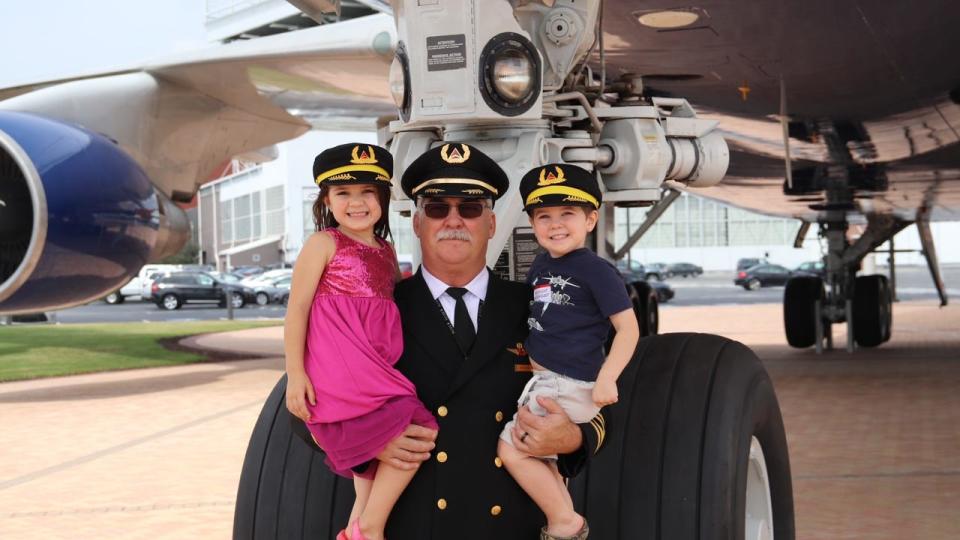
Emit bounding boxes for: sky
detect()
[0,0,206,87]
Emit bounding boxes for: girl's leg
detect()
[355,461,417,540]
[349,476,373,532]
[498,440,583,537]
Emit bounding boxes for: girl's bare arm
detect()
[284,231,334,421]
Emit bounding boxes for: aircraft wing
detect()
[0,13,396,200]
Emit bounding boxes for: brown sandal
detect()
[539,519,589,540]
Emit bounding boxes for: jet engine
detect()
[0,111,189,314]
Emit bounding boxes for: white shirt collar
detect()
[421,264,489,301]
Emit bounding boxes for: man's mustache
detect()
[436,229,472,241]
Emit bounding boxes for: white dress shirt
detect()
[421,265,488,331]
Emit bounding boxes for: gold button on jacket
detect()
[491,505,502,516]
[437,405,448,417]
[495,410,504,422]
[494,456,503,468]
[436,451,448,463]
[437,498,447,510]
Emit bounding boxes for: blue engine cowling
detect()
[0,111,164,314]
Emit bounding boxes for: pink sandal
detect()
[350,520,369,540]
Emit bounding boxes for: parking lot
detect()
[42,264,960,324]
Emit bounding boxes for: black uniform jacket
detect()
[385,269,602,539]
[290,269,607,539]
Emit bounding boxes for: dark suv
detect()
[150,271,255,310]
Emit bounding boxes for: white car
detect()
[102,264,183,304]
[240,268,292,288]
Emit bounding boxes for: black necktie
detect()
[446,287,476,355]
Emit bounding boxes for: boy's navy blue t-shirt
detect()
[524,248,632,381]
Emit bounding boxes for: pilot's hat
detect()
[519,163,602,212]
[312,143,393,186]
[400,143,509,203]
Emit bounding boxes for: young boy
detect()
[498,163,640,540]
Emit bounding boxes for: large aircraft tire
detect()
[853,275,891,348]
[236,336,795,540]
[568,333,795,540]
[783,276,824,348]
[630,281,659,337]
[233,375,353,540]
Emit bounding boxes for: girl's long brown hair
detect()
[313,183,393,241]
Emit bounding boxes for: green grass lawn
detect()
[0,320,281,382]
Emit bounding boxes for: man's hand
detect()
[511,396,583,456]
[285,371,316,423]
[377,424,438,470]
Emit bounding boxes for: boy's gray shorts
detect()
[499,368,600,457]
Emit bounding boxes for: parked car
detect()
[668,262,703,278]
[616,259,666,281]
[150,271,256,310]
[794,260,825,277]
[645,262,671,280]
[103,263,182,304]
[253,276,292,306]
[734,264,793,290]
[616,262,675,303]
[736,258,767,272]
[240,268,293,288]
[650,280,675,303]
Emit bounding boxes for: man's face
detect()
[413,196,496,270]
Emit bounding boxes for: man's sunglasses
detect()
[422,201,487,219]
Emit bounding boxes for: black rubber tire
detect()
[568,333,795,539]
[746,278,761,291]
[631,281,659,337]
[853,274,891,348]
[234,375,353,540]
[232,292,246,309]
[256,292,270,306]
[104,292,124,304]
[160,293,181,310]
[783,276,824,348]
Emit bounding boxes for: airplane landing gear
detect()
[784,208,905,351]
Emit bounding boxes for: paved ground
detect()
[1,303,958,539]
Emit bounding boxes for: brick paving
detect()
[1,302,957,539]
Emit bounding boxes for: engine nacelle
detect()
[0,111,186,315]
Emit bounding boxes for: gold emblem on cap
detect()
[537,166,566,186]
[463,188,485,195]
[424,188,445,194]
[440,144,471,164]
[351,145,378,165]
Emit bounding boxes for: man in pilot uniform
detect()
[381,143,604,540]
[295,143,607,539]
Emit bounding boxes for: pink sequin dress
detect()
[304,228,437,478]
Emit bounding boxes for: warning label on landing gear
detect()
[426,34,466,71]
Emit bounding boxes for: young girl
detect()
[285,143,438,540]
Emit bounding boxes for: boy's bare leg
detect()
[498,440,584,536]
[550,462,575,510]
[354,461,417,540]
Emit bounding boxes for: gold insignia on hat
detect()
[463,188,485,195]
[424,188,445,194]
[537,166,566,186]
[440,144,471,164]
[350,145,378,165]
[327,173,357,181]
[563,195,591,204]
